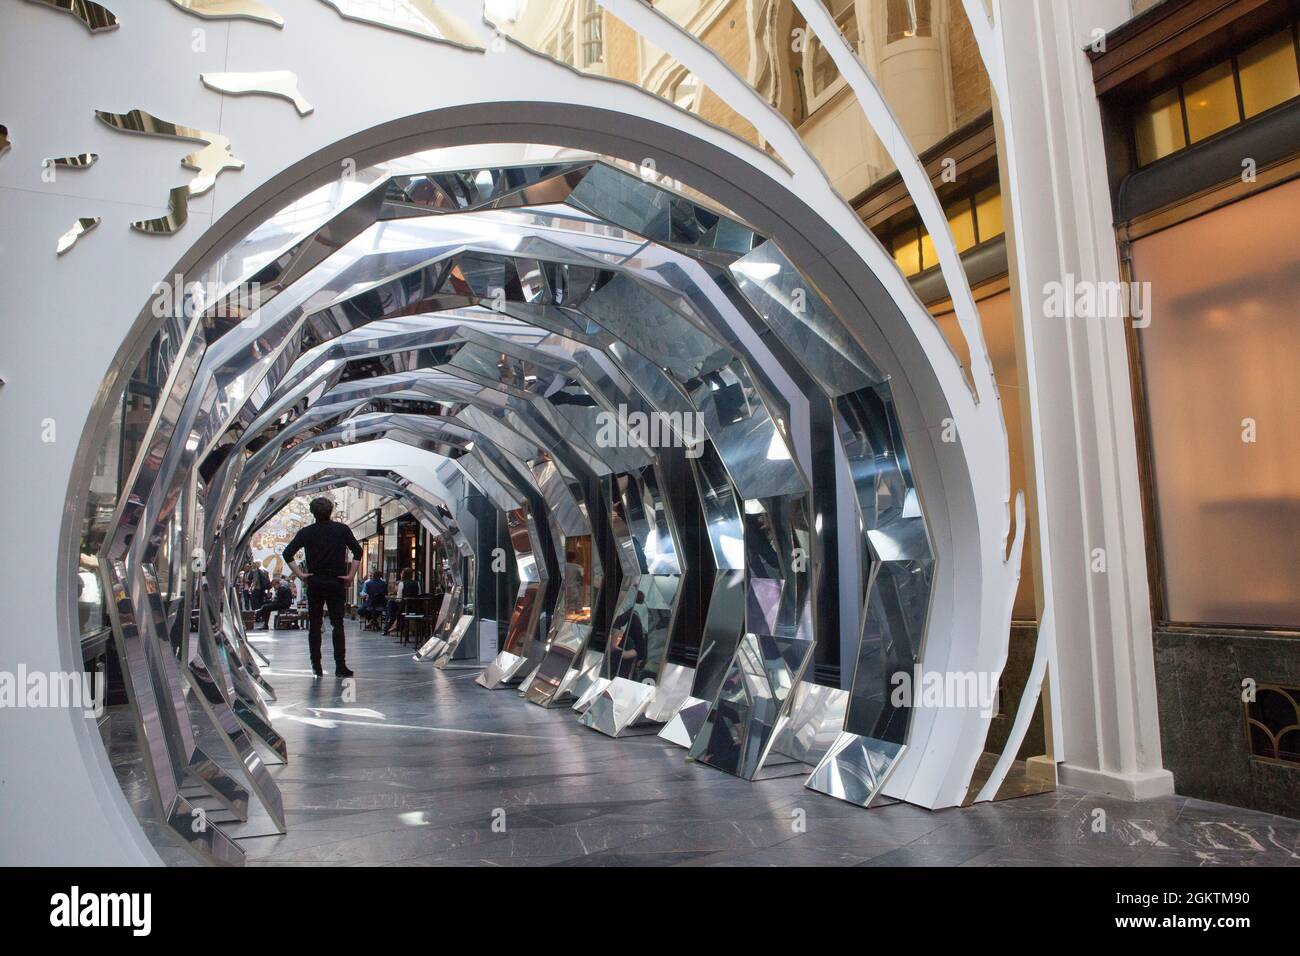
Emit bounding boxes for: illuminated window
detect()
[1132,23,1300,166]
[974,185,1003,242]
[918,227,936,271]
[1238,30,1300,117]
[891,229,920,276]
[1135,88,1187,165]
[880,180,1005,277]
[947,202,977,252]
[1183,60,1238,143]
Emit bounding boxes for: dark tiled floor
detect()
[106,623,1300,867]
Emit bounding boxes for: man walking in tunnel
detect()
[283,497,363,678]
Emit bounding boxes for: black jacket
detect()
[283,519,362,578]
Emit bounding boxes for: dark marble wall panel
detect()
[1154,627,1300,818]
[985,623,1044,757]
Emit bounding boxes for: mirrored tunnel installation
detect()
[75,145,1041,865]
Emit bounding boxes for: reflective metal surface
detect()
[805,732,902,807]
[319,0,484,50]
[45,152,98,169]
[95,109,244,198]
[415,613,475,667]
[131,186,190,235]
[25,0,119,32]
[200,71,314,115]
[77,142,989,863]
[475,650,531,689]
[56,216,99,255]
[688,633,815,780]
[577,677,657,737]
[771,682,848,767]
[642,661,693,725]
[167,0,284,27]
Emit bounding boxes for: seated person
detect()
[360,570,388,627]
[384,568,421,635]
[255,577,295,629]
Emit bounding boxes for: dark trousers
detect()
[256,600,290,625]
[306,579,347,669]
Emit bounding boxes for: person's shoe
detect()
[312,663,323,678]
[335,666,355,678]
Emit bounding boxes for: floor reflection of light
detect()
[312,707,386,719]
[284,715,339,728]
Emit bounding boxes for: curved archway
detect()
[57,102,1023,864]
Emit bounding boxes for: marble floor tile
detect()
[103,621,1298,867]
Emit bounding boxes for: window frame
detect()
[1130,20,1300,169]
[802,0,859,116]
[1118,155,1300,635]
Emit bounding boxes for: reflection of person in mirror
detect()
[283,496,362,678]
[611,592,647,679]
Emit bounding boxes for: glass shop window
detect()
[1132,22,1300,166]
[1129,176,1300,628]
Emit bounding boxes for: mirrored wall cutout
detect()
[131,186,190,235]
[201,71,315,116]
[44,152,99,170]
[56,216,100,255]
[25,0,119,32]
[95,109,244,198]
[317,0,486,51]
[167,0,284,28]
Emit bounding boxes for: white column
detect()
[995,0,1174,798]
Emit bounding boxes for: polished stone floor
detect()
[107,622,1300,867]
